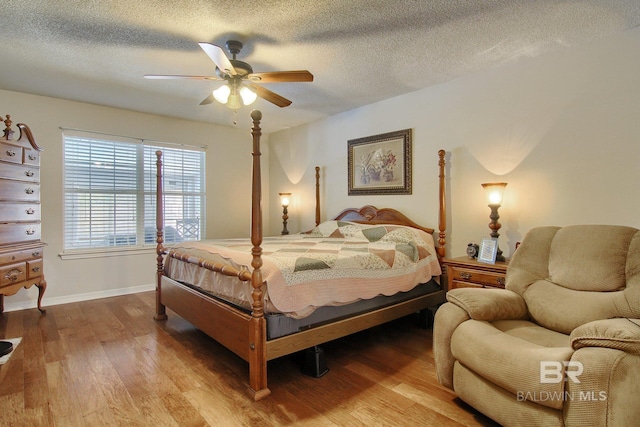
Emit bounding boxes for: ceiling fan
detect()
[144,40,313,110]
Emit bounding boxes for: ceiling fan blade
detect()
[198,42,236,76]
[144,74,222,80]
[247,84,292,108]
[199,94,215,105]
[248,70,314,83]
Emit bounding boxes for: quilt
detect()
[165,221,441,316]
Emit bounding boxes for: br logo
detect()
[540,361,583,384]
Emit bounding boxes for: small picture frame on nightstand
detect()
[478,237,498,264]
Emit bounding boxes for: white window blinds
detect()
[63,132,205,251]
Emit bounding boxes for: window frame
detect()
[60,130,206,259]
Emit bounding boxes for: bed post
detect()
[154,150,167,320]
[315,166,321,226]
[247,110,270,400]
[437,149,446,259]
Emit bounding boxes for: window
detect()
[63,132,205,252]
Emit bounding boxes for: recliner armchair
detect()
[434,225,640,426]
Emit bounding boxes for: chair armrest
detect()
[571,318,640,354]
[445,288,528,321]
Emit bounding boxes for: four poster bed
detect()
[154,110,448,400]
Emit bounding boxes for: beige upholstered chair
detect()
[434,225,640,426]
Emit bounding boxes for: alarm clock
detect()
[466,243,479,259]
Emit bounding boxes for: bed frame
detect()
[154,110,447,400]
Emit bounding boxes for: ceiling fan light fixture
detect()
[147,40,312,113]
[213,84,231,104]
[239,86,257,105]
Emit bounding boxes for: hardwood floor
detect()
[0,291,499,426]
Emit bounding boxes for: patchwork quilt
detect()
[165,221,441,316]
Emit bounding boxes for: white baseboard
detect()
[2,283,156,313]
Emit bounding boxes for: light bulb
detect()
[488,190,502,205]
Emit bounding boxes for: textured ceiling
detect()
[2,0,640,132]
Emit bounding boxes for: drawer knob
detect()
[26,208,35,215]
[26,228,36,235]
[25,170,35,177]
[6,149,16,157]
[32,251,41,257]
[28,154,37,161]
[32,266,40,273]
[4,268,24,281]
[25,187,34,194]
[460,272,472,280]
[497,277,506,286]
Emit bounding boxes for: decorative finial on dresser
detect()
[3,114,14,140]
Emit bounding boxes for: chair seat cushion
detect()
[451,319,573,410]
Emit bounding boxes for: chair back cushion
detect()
[507,225,640,334]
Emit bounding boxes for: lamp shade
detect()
[239,86,257,105]
[226,90,242,110]
[279,192,291,207]
[481,182,507,206]
[213,84,231,104]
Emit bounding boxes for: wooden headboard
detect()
[332,205,434,234]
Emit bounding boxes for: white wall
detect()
[1,90,268,311]
[269,28,640,258]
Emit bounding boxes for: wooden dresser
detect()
[0,115,46,313]
[442,256,508,291]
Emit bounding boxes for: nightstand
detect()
[442,256,509,291]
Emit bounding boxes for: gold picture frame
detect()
[348,129,412,195]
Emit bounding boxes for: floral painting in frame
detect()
[348,129,412,195]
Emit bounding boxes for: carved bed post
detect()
[315,166,321,226]
[248,110,270,400]
[154,150,167,320]
[437,149,447,259]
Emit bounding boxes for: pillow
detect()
[307,220,367,239]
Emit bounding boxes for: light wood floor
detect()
[0,291,499,426]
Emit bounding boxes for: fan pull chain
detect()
[233,109,238,125]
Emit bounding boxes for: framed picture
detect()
[348,129,412,195]
[478,237,498,264]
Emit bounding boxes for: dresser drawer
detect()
[451,280,484,289]
[0,180,40,202]
[449,266,506,288]
[0,223,41,244]
[0,162,40,181]
[0,262,26,287]
[443,257,509,291]
[0,203,41,221]
[23,148,40,166]
[0,245,44,264]
[0,143,23,165]
[27,259,43,279]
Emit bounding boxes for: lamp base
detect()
[487,203,506,262]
